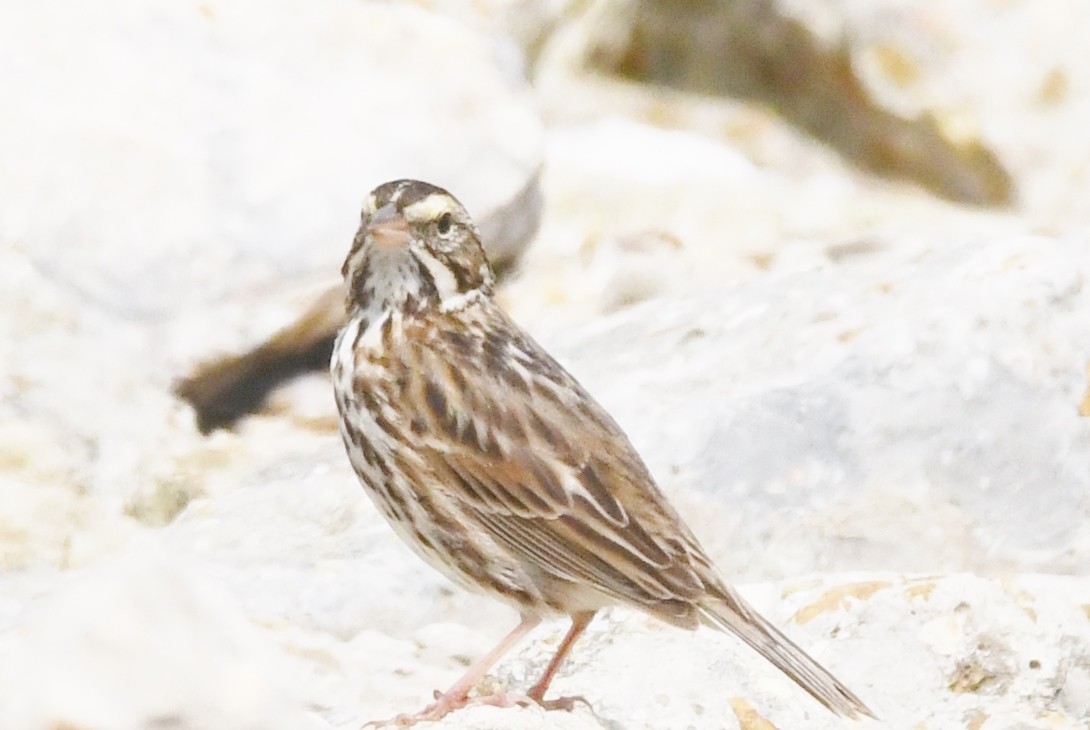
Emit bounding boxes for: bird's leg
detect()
[368,614,541,727]
[429,613,540,708]
[526,611,596,710]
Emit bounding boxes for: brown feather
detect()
[332,180,875,720]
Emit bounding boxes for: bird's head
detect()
[342,180,494,318]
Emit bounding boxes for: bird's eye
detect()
[436,212,453,235]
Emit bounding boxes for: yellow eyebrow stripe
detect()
[403,194,456,224]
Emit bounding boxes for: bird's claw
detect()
[538,693,592,712]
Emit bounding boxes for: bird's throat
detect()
[348,249,435,322]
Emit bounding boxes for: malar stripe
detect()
[412,255,441,301]
[448,253,474,292]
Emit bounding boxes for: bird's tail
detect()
[700,588,876,720]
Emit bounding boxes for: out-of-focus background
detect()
[2,1,1089,728]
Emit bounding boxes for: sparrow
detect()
[331,179,874,725]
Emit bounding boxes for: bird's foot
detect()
[360,691,470,728]
[536,694,592,712]
[463,690,588,713]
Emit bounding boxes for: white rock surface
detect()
[785,0,1090,225]
[531,0,1090,222]
[0,0,541,320]
[0,0,543,560]
[521,223,1090,579]
[0,547,325,730]
[2,1,1090,730]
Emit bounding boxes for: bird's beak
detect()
[368,203,411,249]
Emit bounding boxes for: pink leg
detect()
[368,614,541,727]
[527,611,596,704]
[432,614,541,705]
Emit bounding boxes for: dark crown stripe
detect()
[389,180,451,209]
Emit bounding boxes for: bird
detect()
[331,179,875,725]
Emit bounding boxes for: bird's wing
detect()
[399,309,715,622]
[396,310,877,719]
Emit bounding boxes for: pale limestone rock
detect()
[530,0,1090,222]
[2,1,1089,729]
[528,228,1090,579]
[0,0,543,553]
[0,0,541,322]
[0,547,325,730]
